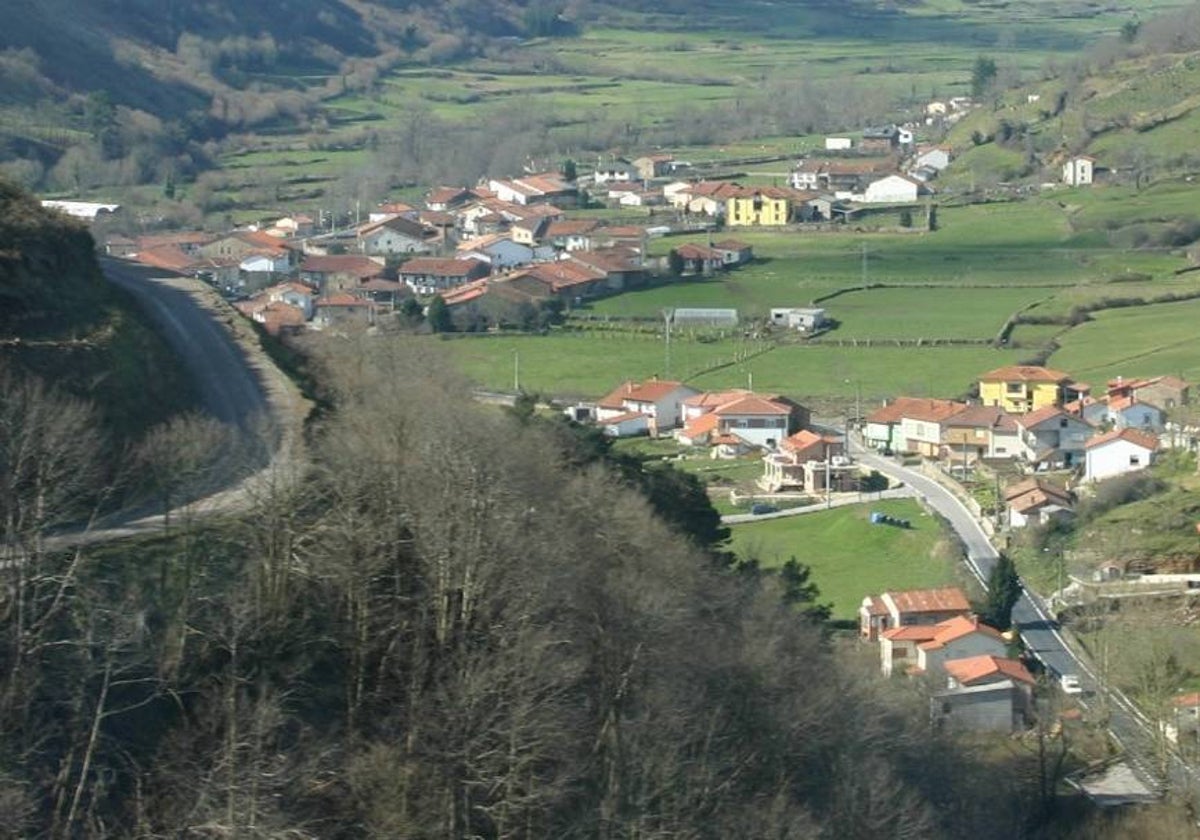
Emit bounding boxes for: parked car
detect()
[750,503,779,516]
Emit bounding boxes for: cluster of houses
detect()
[575,377,862,495]
[864,365,1189,528]
[860,586,1036,732]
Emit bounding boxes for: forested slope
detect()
[3,328,1191,837]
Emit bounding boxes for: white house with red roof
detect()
[265,281,318,320]
[596,379,701,434]
[1085,428,1160,482]
[1004,477,1074,528]
[862,173,922,204]
[676,391,807,451]
[912,616,1008,677]
[859,586,972,641]
[896,398,968,457]
[1015,406,1093,468]
[760,429,849,492]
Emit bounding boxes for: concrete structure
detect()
[1015,406,1093,469]
[978,365,1079,413]
[769,307,827,331]
[1063,155,1095,186]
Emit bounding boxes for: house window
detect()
[1130,454,1141,466]
[1006,383,1024,394]
[1059,418,1068,428]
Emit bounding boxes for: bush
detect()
[1078,472,1167,521]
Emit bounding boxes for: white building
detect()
[863,174,920,204]
[770,307,827,331]
[1085,428,1159,482]
[1062,155,1095,186]
[825,137,853,151]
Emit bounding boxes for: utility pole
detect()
[860,241,868,290]
[662,308,672,378]
[513,349,520,393]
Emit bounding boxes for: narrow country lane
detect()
[849,436,1196,796]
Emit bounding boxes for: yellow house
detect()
[978,365,1077,413]
[725,188,793,227]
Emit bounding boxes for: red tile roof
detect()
[943,405,1018,431]
[1019,405,1083,430]
[680,413,719,439]
[867,396,964,425]
[598,379,691,408]
[1085,428,1160,451]
[134,244,196,272]
[399,257,486,277]
[300,255,384,276]
[882,586,971,615]
[917,616,1003,651]
[881,625,940,642]
[711,394,793,417]
[980,365,1072,383]
[944,655,1035,686]
[546,219,601,237]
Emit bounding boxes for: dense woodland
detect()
[0,303,1195,837]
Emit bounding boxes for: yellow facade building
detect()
[978,365,1077,413]
[725,189,793,227]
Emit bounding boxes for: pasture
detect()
[728,499,957,620]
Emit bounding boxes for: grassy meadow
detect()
[728,499,959,620]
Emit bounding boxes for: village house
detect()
[299,254,386,293]
[675,392,806,451]
[1015,406,1093,469]
[940,405,1021,465]
[633,154,675,180]
[897,399,969,457]
[353,277,409,311]
[725,187,807,226]
[880,615,1006,677]
[859,586,972,641]
[569,249,646,293]
[425,186,473,211]
[545,219,601,251]
[487,173,578,207]
[356,215,438,256]
[978,365,1082,413]
[1084,428,1160,482]
[759,428,850,493]
[592,159,638,186]
[672,243,725,275]
[862,174,923,204]
[235,299,306,337]
[595,379,702,434]
[713,239,753,266]
[505,260,608,304]
[312,292,376,330]
[266,214,315,238]
[1104,395,1166,433]
[264,281,317,320]
[1005,477,1074,528]
[398,257,490,295]
[1062,155,1095,186]
[933,655,1035,732]
[457,234,554,269]
[1106,375,1190,411]
[668,181,741,216]
[913,146,951,172]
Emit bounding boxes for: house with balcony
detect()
[859,586,972,641]
[1015,406,1093,469]
[978,365,1081,413]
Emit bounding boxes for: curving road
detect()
[101,257,268,430]
[849,437,1193,796]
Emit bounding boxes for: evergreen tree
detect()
[779,557,832,623]
[982,552,1021,631]
[426,295,453,333]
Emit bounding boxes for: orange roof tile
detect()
[598,379,692,408]
[680,413,719,439]
[980,365,1072,383]
[1019,405,1082,429]
[1085,427,1160,451]
[883,586,971,615]
[944,655,1035,686]
[881,625,940,642]
[917,615,1004,651]
[711,394,793,416]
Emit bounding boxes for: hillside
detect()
[0,178,196,441]
[943,3,1200,191]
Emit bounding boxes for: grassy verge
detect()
[728,499,958,620]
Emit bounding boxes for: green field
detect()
[442,332,1028,405]
[1048,296,1200,383]
[728,499,958,620]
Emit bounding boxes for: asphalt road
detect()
[849,437,1193,795]
[101,257,268,429]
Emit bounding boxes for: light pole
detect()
[513,349,520,393]
[844,378,862,435]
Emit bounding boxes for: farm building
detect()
[770,307,827,331]
[671,308,739,328]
